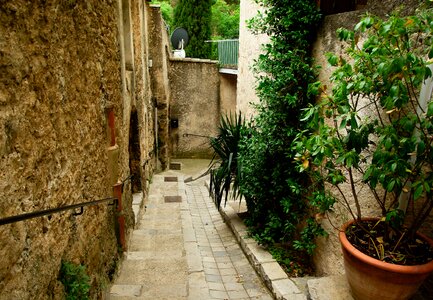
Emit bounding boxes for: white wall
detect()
[236,0,269,118]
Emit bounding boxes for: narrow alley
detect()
[108,160,273,299]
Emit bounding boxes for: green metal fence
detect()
[209,39,239,68]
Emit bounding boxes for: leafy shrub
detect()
[173,0,212,58]
[211,0,240,39]
[295,5,433,264]
[59,261,90,300]
[238,0,332,260]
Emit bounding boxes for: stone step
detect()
[306,275,431,300]
[307,275,353,300]
[132,192,143,225]
[169,161,182,170]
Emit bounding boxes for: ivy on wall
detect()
[238,0,334,274]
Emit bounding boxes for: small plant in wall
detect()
[295,6,433,300]
[59,261,91,300]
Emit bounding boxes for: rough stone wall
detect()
[0,1,121,298]
[0,0,156,298]
[219,73,237,116]
[129,0,155,194]
[137,2,156,188]
[236,0,269,117]
[148,5,171,169]
[147,4,224,160]
[311,0,431,277]
[169,58,220,158]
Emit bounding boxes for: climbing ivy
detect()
[238,0,333,272]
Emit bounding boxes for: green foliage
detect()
[59,261,90,300]
[295,7,433,252]
[209,113,246,208]
[238,0,331,264]
[154,1,174,28]
[211,0,240,39]
[268,244,313,276]
[173,0,213,58]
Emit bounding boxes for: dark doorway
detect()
[129,109,142,193]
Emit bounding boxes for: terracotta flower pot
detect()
[339,218,433,300]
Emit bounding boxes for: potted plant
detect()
[294,7,433,300]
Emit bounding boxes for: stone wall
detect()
[0,0,157,298]
[169,58,220,158]
[148,5,171,170]
[147,5,228,160]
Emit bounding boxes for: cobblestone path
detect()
[109,161,272,299]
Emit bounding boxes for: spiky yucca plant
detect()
[209,113,246,208]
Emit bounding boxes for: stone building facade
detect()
[0,0,157,298]
[0,0,236,297]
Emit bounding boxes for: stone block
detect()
[307,275,354,300]
[110,284,142,297]
[272,279,304,300]
[247,242,274,264]
[260,262,287,281]
[132,192,143,205]
[169,162,182,170]
[183,226,196,242]
[184,242,203,272]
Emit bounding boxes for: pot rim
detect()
[339,217,433,275]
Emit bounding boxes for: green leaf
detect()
[390,85,399,98]
[363,167,373,181]
[414,184,423,200]
[327,53,339,66]
[424,182,430,193]
[337,28,353,41]
[386,179,395,192]
[417,140,426,156]
[427,102,433,117]
[339,118,347,129]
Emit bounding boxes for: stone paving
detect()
[109,161,272,299]
[109,159,433,300]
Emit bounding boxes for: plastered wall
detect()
[220,73,237,116]
[236,0,269,117]
[169,58,220,158]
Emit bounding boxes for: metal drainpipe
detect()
[113,182,126,251]
[108,108,116,146]
[155,107,158,169]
